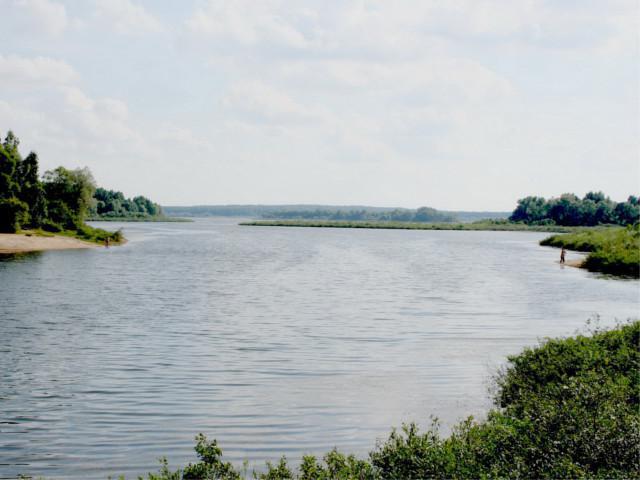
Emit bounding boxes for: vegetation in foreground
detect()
[541,226,640,277]
[241,219,581,232]
[115,321,639,480]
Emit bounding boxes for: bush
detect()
[0,197,29,233]
[74,224,123,244]
[541,226,640,277]
[41,219,63,233]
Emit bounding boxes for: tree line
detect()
[510,192,639,226]
[0,130,160,234]
[262,206,457,223]
[0,131,98,233]
[89,188,162,219]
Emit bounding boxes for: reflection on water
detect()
[0,251,42,262]
[1,219,638,479]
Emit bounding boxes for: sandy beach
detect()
[0,233,97,254]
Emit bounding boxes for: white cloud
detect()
[222,81,321,124]
[186,0,307,48]
[13,0,68,36]
[1,1,637,207]
[0,54,78,86]
[94,0,163,34]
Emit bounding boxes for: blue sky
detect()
[1,0,638,209]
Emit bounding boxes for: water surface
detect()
[1,219,638,479]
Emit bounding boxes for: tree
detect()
[17,152,47,227]
[43,167,96,228]
[614,197,640,225]
[0,197,29,233]
[0,131,21,201]
[509,196,549,223]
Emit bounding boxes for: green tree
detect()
[614,196,640,225]
[17,152,47,227]
[0,130,21,201]
[43,166,96,228]
[0,197,29,233]
[509,196,549,223]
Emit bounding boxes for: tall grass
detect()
[28,223,124,245]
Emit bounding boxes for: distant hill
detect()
[163,205,510,223]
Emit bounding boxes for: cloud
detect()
[13,0,69,36]
[184,0,639,61]
[278,58,514,102]
[0,54,145,165]
[0,54,78,87]
[186,0,308,48]
[222,81,321,124]
[94,0,163,34]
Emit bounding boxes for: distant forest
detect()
[163,205,511,223]
[262,206,456,223]
[510,193,639,226]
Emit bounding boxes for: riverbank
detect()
[87,216,192,222]
[0,232,97,254]
[240,219,580,232]
[541,226,640,277]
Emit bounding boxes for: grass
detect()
[22,224,124,246]
[241,219,581,233]
[87,215,191,223]
[541,226,640,277]
[103,321,639,480]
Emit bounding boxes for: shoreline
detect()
[240,220,579,233]
[0,233,98,254]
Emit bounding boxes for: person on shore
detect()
[560,247,566,264]
[105,237,110,248]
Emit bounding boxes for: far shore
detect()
[0,233,98,254]
[240,219,581,233]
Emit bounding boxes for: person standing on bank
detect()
[560,247,566,264]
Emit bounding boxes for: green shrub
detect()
[41,219,63,232]
[541,226,640,277]
[0,197,29,233]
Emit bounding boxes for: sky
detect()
[0,0,638,210]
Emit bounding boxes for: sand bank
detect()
[0,233,97,254]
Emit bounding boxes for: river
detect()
[1,219,638,479]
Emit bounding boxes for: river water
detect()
[1,219,638,479]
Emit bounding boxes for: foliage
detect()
[42,166,96,229]
[541,226,640,277]
[242,219,578,232]
[510,192,639,226]
[261,207,457,223]
[0,130,121,243]
[90,187,163,219]
[0,197,29,232]
[136,322,639,479]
